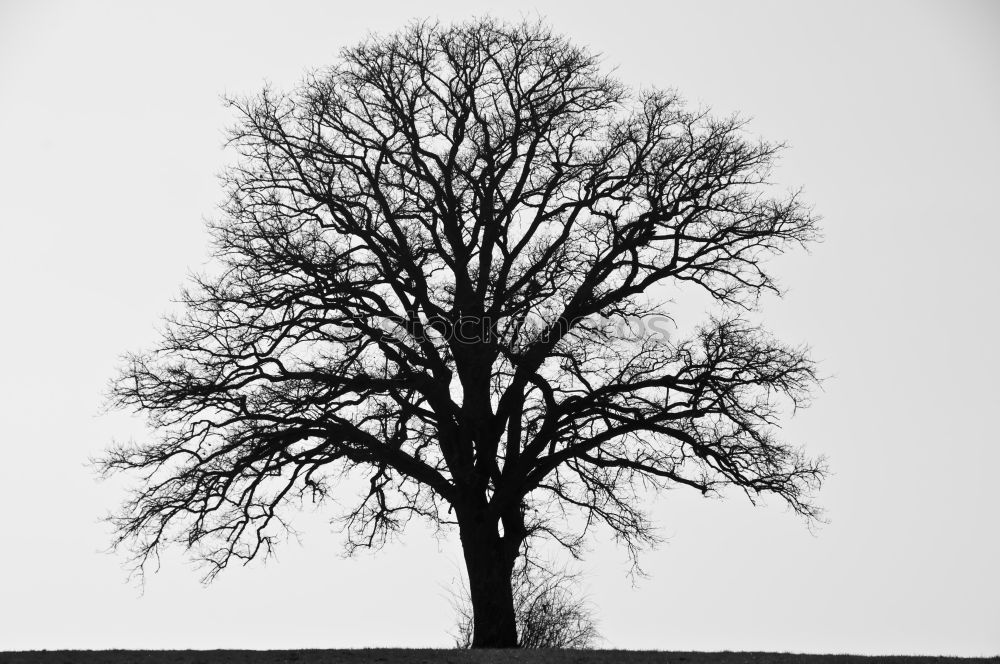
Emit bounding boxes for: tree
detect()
[100,17,824,648]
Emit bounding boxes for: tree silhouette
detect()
[100,17,824,648]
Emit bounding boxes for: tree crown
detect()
[101,17,824,581]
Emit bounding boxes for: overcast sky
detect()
[1,0,998,656]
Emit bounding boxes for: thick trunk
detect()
[459,516,518,648]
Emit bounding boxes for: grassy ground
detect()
[0,651,996,664]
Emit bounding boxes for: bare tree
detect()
[100,17,824,648]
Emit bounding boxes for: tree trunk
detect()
[459,515,518,648]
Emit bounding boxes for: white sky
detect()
[1,0,998,656]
